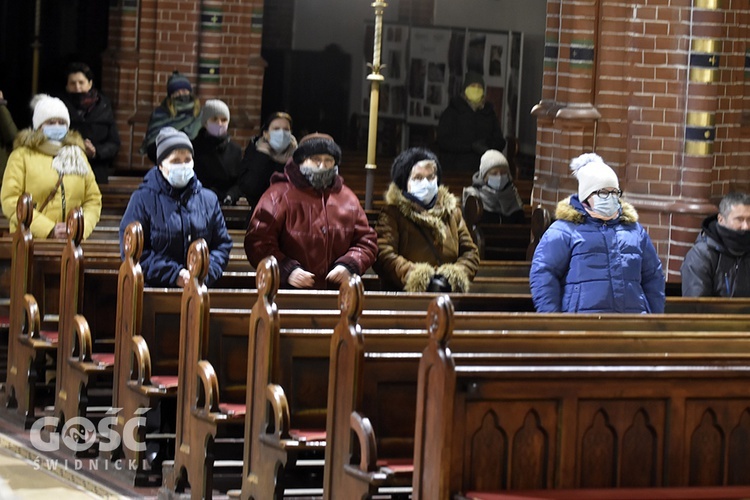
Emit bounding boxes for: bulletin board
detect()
[362,23,523,138]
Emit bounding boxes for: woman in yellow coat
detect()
[1,94,101,239]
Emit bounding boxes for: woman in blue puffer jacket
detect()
[120,127,232,288]
[530,153,665,313]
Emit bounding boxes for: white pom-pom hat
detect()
[570,152,619,201]
[30,94,70,131]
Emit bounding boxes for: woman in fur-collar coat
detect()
[374,147,479,292]
[1,94,101,239]
[530,153,664,313]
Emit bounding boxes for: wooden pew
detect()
[52,207,115,448]
[2,194,58,428]
[410,297,750,498]
[161,239,246,499]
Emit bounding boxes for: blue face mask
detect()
[590,195,620,218]
[42,124,68,142]
[408,178,439,204]
[487,174,509,191]
[162,160,195,188]
[268,129,292,152]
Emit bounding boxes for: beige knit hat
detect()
[570,152,619,200]
[479,149,509,180]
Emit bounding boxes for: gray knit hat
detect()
[156,127,194,165]
[201,99,230,126]
[479,149,509,180]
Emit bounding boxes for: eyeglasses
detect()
[595,188,623,199]
[305,155,336,168]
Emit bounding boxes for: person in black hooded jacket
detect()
[436,71,506,180]
[192,99,245,205]
[681,192,750,297]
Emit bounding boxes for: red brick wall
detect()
[103,0,264,172]
[533,0,750,282]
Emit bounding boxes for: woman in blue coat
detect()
[120,127,232,287]
[530,153,665,313]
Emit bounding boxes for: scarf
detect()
[68,88,99,114]
[140,96,202,153]
[37,140,91,177]
[717,224,750,256]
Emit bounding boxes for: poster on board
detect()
[407,27,451,125]
[362,23,409,119]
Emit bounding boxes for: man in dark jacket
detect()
[59,62,120,184]
[436,71,506,180]
[120,127,232,287]
[681,192,750,297]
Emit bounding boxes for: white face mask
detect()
[206,121,228,137]
[487,174,509,190]
[268,129,292,151]
[162,160,195,188]
[590,195,620,217]
[408,178,438,204]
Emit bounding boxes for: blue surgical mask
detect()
[162,160,195,188]
[408,178,439,204]
[268,129,292,152]
[42,124,68,142]
[487,174,509,190]
[590,195,620,218]
[206,122,228,138]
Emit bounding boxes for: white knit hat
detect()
[31,94,70,130]
[201,99,231,126]
[570,152,619,200]
[479,149,509,180]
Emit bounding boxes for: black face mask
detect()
[173,95,193,104]
[716,224,750,256]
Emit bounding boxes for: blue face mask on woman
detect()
[268,129,292,151]
[590,195,620,218]
[42,124,68,142]
[162,160,195,188]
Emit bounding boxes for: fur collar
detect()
[14,127,85,152]
[555,195,638,224]
[384,183,457,242]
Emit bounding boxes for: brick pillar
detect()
[102,0,264,172]
[533,0,750,282]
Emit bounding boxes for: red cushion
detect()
[0,315,10,327]
[289,429,326,442]
[464,487,750,500]
[218,403,246,417]
[375,458,413,473]
[149,375,179,389]
[40,330,58,343]
[91,352,115,366]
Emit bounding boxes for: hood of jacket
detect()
[554,195,638,225]
[269,158,344,193]
[14,127,85,152]
[384,182,458,242]
[695,214,726,252]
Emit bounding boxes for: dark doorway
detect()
[0,0,110,128]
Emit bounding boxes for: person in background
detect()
[0,90,19,181]
[462,149,524,224]
[140,71,202,164]
[244,133,377,289]
[1,94,101,239]
[374,147,480,292]
[192,99,244,205]
[530,153,665,313]
[681,192,750,297]
[436,71,506,179]
[59,62,120,184]
[238,111,297,208]
[120,127,232,288]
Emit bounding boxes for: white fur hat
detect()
[570,153,619,200]
[31,94,70,130]
[479,149,509,180]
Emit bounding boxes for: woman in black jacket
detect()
[59,62,120,184]
[238,111,297,208]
